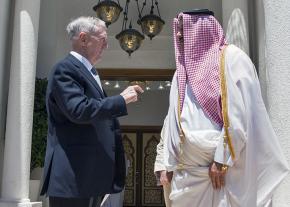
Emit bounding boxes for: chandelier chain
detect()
[140,0,147,16]
[122,0,130,30]
[150,0,154,14]
[135,0,143,21]
[155,0,161,17]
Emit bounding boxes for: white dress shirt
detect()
[70,51,103,91]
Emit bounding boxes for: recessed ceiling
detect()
[60,0,222,37]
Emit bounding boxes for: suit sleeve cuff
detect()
[111,95,128,118]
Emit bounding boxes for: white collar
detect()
[70,51,93,72]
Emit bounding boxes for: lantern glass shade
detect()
[93,1,123,26]
[116,29,145,56]
[139,14,165,39]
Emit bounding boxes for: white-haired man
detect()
[40,16,143,207]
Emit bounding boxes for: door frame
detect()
[98,68,175,81]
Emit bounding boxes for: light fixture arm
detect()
[154,0,161,17]
[150,0,154,14]
[122,0,130,30]
[135,0,143,22]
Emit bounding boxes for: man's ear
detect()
[79,32,88,46]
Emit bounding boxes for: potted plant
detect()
[30,78,48,202]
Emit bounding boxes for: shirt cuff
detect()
[154,164,166,173]
[214,132,234,167]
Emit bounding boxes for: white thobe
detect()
[154,122,172,207]
[156,45,289,207]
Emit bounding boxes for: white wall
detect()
[36,0,58,79]
[222,0,249,54]
[262,0,290,206]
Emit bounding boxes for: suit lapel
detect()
[67,54,104,98]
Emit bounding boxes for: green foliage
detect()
[31,78,48,170]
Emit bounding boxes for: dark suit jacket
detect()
[40,54,127,198]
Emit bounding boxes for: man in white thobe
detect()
[154,9,289,207]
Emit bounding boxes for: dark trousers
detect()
[49,196,102,207]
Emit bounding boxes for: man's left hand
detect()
[209,162,227,190]
[159,170,173,186]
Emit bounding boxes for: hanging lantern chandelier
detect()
[93,0,123,26]
[115,0,144,56]
[92,0,165,55]
[137,0,165,40]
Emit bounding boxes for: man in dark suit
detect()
[40,16,143,207]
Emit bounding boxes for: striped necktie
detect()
[90,67,103,92]
[90,67,98,75]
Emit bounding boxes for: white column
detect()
[0,0,12,196]
[222,0,250,54]
[0,0,41,206]
[262,0,290,207]
[255,0,267,104]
